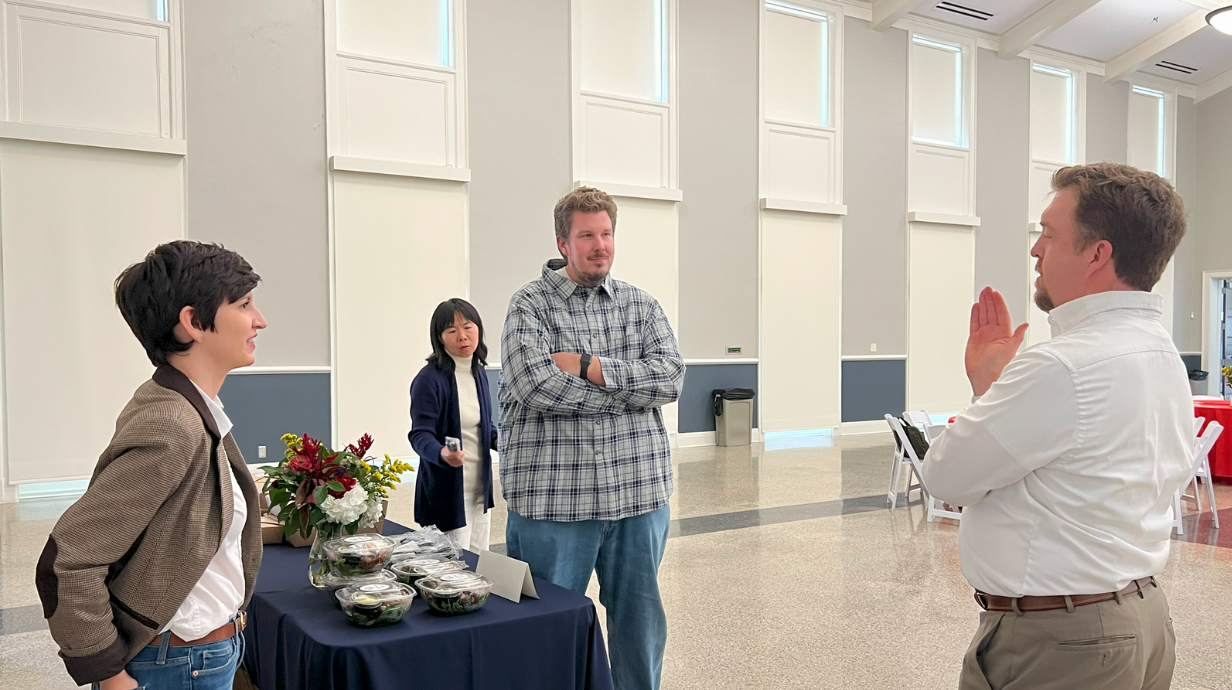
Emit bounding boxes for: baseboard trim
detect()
[677,429,762,448]
[838,420,892,436]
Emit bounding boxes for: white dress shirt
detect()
[163,382,246,640]
[921,291,1193,597]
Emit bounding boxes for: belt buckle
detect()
[973,591,990,611]
[237,610,247,632]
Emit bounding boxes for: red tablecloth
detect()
[1195,400,1232,479]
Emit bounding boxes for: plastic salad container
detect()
[415,572,493,616]
[388,557,468,586]
[321,534,395,576]
[321,569,398,600]
[335,582,416,627]
[389,535,460,562]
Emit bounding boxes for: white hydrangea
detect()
[359,499,384,529]
[320,485,369,526]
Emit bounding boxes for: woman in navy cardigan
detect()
[408,298,499,550]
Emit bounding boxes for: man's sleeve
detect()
[500,296,626,416]
[36,414,198,685]
[598,299,685,410]
[921,349,1079,507]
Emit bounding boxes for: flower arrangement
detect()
[262,432,413,540]
[262,433,413,587]
[1223,366,1232,394]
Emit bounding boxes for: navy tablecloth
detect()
[242,522,614,690]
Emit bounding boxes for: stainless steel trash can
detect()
[713,388,755,447]
[1190,370,1209,396]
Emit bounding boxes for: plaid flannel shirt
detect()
[498,259,685,522]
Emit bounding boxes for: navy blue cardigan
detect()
[408,360,498,532]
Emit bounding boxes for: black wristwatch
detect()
[579,353,592,381]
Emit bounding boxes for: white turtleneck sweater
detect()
[450,353,483,501]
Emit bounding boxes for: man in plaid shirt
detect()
[499,187,684,690]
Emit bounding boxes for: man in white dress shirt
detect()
[922,163,1192,690]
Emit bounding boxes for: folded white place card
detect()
[476,550,539,603]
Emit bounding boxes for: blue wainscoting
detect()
[841,359,906,423]
[678,363,758,433]
[219,372,332,464]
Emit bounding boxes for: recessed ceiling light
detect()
[1208,6,1232,35]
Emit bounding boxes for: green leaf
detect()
[314,485,329,505]
[345,522,358,535]
[327,480,345,493]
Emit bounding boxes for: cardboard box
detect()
[260,515,284,545]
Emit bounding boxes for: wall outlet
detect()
[870,343,877,353]
[258,445,267,459]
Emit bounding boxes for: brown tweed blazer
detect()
[35,365,263,685]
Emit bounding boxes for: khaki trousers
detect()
[959,581,1175,690]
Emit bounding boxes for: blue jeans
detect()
[92,626,245,690]
[506,504,671,690]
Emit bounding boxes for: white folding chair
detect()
[1174,420,1223,535]
[903,410,934,442]
[885,415,923,508]
[1194,417,1206,446]
[886,415,961,523]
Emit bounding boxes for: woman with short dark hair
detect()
[408,298,498,550]
[36,240,267,690]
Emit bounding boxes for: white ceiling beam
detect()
[1104,10,1209,83]
[997,0,1102,60]
[1196,66,1232,103]
[871,0,931,32]
[1176,0,1226,11]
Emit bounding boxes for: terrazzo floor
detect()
[3,432,1231,689]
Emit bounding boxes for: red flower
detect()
[346,433,374,458]
[329,473,356,499]
[287,454,315,473]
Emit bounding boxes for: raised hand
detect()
[965,287,1029,397]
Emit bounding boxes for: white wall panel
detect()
[1031,69,1070,164]
[761,211,841,431]
[911,40,959,145]
[765,127,833,203]
[764,9,825,127]
[339,60,452,165]
[1128,90,1163,174]
[607,197,678,436]
[72,0,161,20]
[337,0,445,66]
[0,141,184,483]
[582,98,666,187]
[1028,163,1059,221]
[908,222,974,414]
[7,5,172,136]
[579,0,659,101]
[909,144,969,215]
[333,174,467,459]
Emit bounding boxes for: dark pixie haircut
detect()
[1052,163,1186,291]
[427,298,488,375]
[114,241,261,366]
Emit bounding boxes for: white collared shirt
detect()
[921,291,1193,597]
[163,382,246,640]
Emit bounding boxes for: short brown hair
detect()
[1051,163,1185,291]
[554,187,617,247]
[115,241,261,366]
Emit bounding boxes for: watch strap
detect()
[579,353,592,380]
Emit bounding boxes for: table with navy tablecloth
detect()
[242,521,614,690]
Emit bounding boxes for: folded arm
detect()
[597,300,685,409]
[501,300,627,416]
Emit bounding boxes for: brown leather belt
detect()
[152,610,247,647]
[974,577,1157,613]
